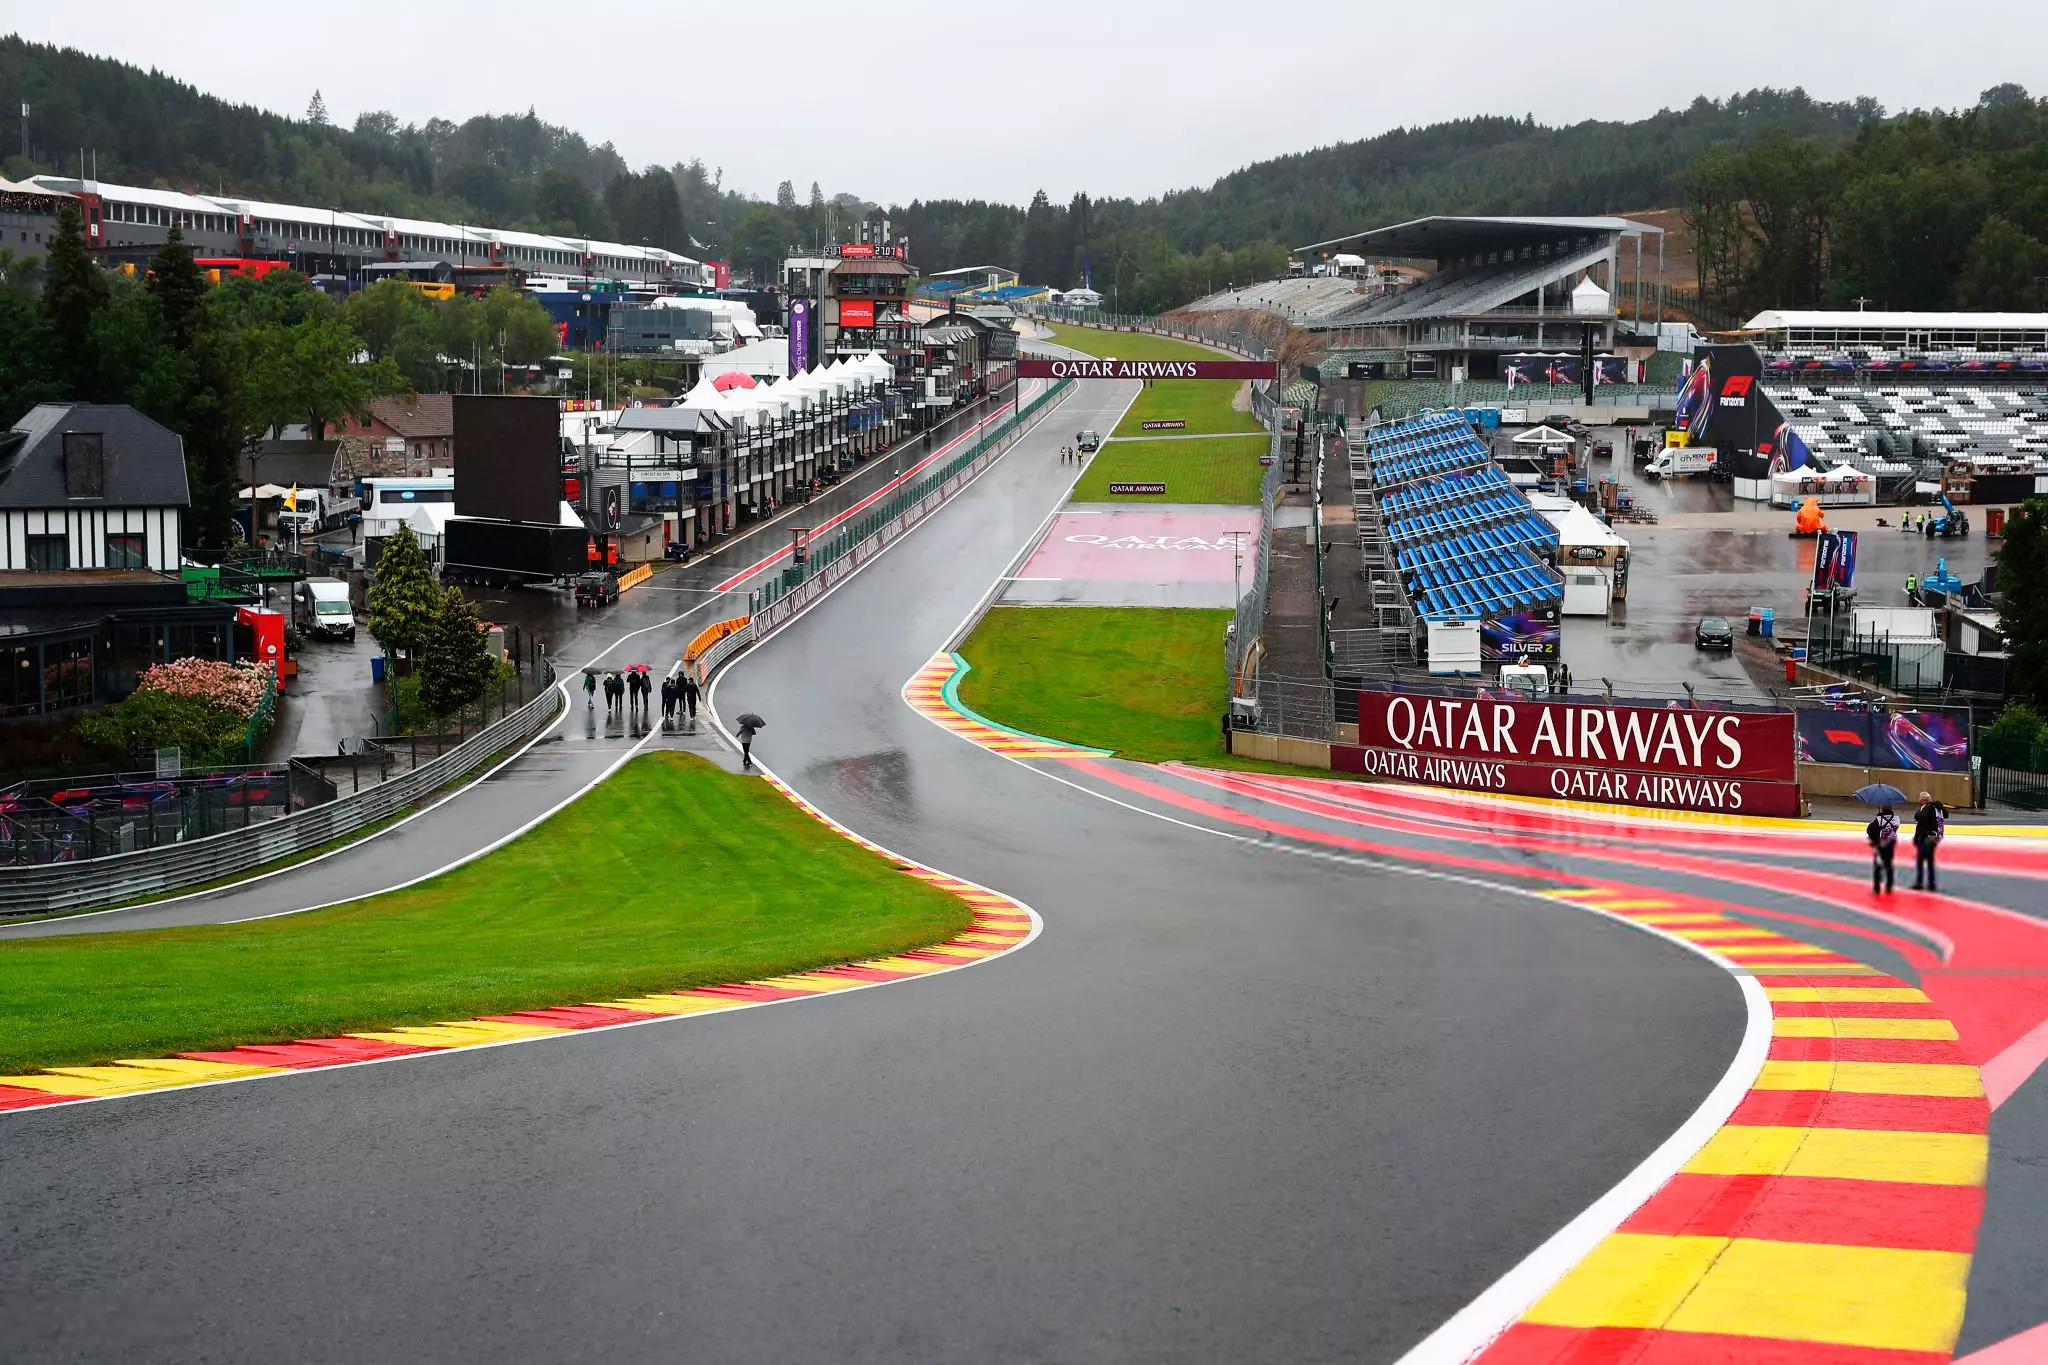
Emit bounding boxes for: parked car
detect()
[574,570,621,607]
[1076,430,1102,452]
[1695,615,1734,650]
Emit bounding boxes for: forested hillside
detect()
[8,34,2038,316]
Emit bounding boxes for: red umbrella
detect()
[712,371,758,391]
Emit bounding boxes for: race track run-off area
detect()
[6,366,2048,1363]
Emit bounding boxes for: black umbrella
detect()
[736,713,766,728]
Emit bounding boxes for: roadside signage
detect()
[1017,358,1278,381]
[789,297,813,373]
[1337,687,1800,816]
[1140,419,1187,430]
[155,747,181,778]
[839,243,876,257]
[1108,482,1168,495]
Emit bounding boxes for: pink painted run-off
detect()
[1956,1322,2048,1363]
[1019,510,1262,584]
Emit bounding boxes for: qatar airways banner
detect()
[1017,358,1278,381]
[1337,687,1801,816]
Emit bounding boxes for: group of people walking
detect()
[1058,445,1081,464]
[581,666,698,727]
[1865,791,1948,894]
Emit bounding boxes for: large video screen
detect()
[455,396,562,526]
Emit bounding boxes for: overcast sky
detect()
[8,1,2045,206]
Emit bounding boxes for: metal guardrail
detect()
[698,381,1074,671]
[0,660,563,917]
[748,379,1075,631]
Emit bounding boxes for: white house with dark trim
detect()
[0,403,188,572]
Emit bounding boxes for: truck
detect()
[441,516,590,588]
[292,578,356,642]
[276,489,360,536]
[1643,447,1716,480]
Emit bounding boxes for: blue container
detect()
[371,655,386,684]
[1760,615,1774,638]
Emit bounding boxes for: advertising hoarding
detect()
[1794,707,1970,773]
[839,298,876,328]
[1481,606,1561,663]
[788,298,812,374]
[1340,686,1801,815]
[1016,358,1278,380]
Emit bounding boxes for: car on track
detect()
[1694,615,1734,651]
[574,570,620,607]
[1076,430,1101,453]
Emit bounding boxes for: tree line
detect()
[1685,84,2048,318]
[0,205,559,548]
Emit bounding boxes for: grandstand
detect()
[20,175,708,288]
[1288,216,1664,381]
[1766,384,2048,472]
[1354,410,1562,624]
[1740,311,2048,484]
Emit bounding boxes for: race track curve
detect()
[0,375,1747,1363]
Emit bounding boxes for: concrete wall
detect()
[1799,762,1973,809]
[1226,731,1334,769]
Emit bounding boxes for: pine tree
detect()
[419,587,496,715]
[38,201,109,401]
[136,226,242,549]
[776,179,796,211]
[366,524,444,662]
[306,90,328,126]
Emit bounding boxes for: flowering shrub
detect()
[134,658,273,720]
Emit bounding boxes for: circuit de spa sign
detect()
[1017,358,1277,380]
[1336,687,1801,816]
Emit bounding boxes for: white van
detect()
[294,578,356,642]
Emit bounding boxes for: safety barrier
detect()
[685,381,1073,682]
[0,658,563,917]
[616,562,653,592]
[684,615,751,670]
[746,379,1075,640]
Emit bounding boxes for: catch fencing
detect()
[0,657,562,916]
[747,379,1075,637]
[1225,430,1286,696]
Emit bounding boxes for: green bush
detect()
[1988,702,2045,745]
[73,688,248,766]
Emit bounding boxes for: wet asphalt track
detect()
[0,376,1745,1363]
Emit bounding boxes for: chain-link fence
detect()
[1226,430,1286,695]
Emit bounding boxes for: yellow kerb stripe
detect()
[1524,1233,1970,1354]
[1684,1125,1986,1185]
[1752,1061,1981,1097]
[1773,1017,1958,1040]
[1766,986,1930,1003]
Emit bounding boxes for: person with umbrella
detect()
[1856,782,1906,894]
[736,713,764,769]
[1913,789,1947,892]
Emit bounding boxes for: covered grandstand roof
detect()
[1745,310,2048,331]
[1298,214,1661,258]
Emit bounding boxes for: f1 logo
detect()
[1720,375,1755,398]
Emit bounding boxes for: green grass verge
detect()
[1071,434,1269,505]
[957,606,1231,763]
[0,752,972,1075]
[1046,323,1264,439]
